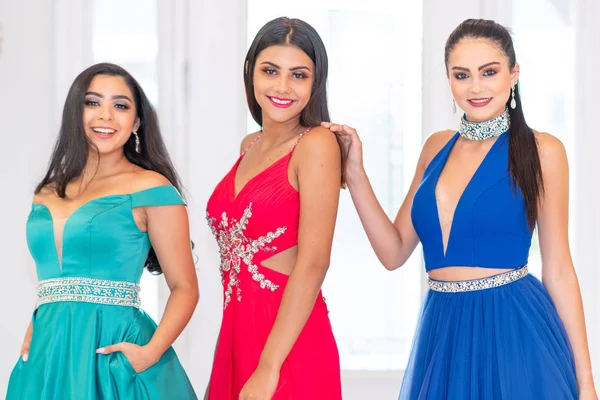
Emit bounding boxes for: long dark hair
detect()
[244,17,330,127]
[36,62,183,274]
[445,19,543,228]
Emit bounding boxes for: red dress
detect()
[206,128,342,399]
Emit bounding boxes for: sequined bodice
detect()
[411,131,533,272]
[206,133,306,309]
[28,186,185,283]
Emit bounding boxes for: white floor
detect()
[342,370,403,399]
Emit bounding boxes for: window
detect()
[248,0,423,370]
[512,0,575,279]
[92,0,160,321]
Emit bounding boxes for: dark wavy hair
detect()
[445,19,543,228]
[35,62,184,274]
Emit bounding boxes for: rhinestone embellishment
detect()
[458,107,510,141]
[207,203,286,309]
[36,277,141,308]
[428,266,528,293]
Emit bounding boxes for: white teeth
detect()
[470,98,490,103]
[92,128,116,134]
[270,97,293,105]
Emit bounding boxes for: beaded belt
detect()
[427,266,529,293]
[36,277,141,308]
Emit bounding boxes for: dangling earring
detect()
[510,84,517,109]
[452,99,457,114]
[132,132,141,153]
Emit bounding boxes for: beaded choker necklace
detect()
[458,108,510,140]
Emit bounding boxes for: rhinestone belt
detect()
[36,277,141,308]
[428,266,529,293]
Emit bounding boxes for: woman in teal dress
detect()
[7,63,199,399]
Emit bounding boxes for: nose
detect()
[98,104,113,121]
[275,74,292,95]
[470,77,484,95]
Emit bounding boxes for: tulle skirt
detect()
[399,267,578,399]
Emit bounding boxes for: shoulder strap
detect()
[241,132,263,156]
[131,185,186,208]
[289,127,313,153]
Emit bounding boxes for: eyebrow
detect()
[451,61,501,72]
[85,91,134,103]
[259,61,311,72]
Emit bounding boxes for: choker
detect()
[458,108,510,140]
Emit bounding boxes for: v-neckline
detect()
[231,127,312,202]
[32,185,170,270]
[231,151,291,201]
[432,131,505,257]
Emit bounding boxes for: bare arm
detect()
[536,133,596,395]
[98,180,199,372]
[322,123,453,270]
[258,127,341,370]
[143,202,199,359]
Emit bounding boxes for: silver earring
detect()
[452,99,457,114]
[510,84,517,109]
[133,132,141,153]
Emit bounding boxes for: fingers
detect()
[321,121,358,137]
[20,340,30,362]
[96,342,125,355]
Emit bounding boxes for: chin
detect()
[466,104,505,122]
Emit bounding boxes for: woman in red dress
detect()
[205,17,343,400]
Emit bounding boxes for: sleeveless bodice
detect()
[411,131,532,272]
[28,185,185,283]
[206,132,307,309]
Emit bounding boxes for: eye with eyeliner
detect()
[455,72,469,80]
[482,69,498,77]
[262,67,277,75]
[292,72,308,79]
[84,98,100,107]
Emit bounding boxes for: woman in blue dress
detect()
[323,19,596,399]
[7,63,199,399]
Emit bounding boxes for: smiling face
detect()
[82,74,140,155]
[252,44,315,126]
[447,38,519,122]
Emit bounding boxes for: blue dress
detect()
[402,132,578,399]
[7,185,197,399]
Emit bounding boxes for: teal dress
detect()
[7,185,198,400]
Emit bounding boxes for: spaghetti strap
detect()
[289,127,313,153]
[241,132,263,155]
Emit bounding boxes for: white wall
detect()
[574,0,600,386]
[0,1,59,396]
[171,0,249,393]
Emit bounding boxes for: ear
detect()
[133,117,140,132]
[510,62,520,87]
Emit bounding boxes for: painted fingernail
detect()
[22,354,28,362]
[96,348,105,354]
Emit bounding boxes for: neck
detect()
[260,116,305,148]
[459,107,510,141]
[81,149,130,184]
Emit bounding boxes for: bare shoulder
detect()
[295,126,340,154]
[129,169,174,192]
[33,184,57,203]
[533,130,567,162]
[420,129,456,167]
[240,131,261,155]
